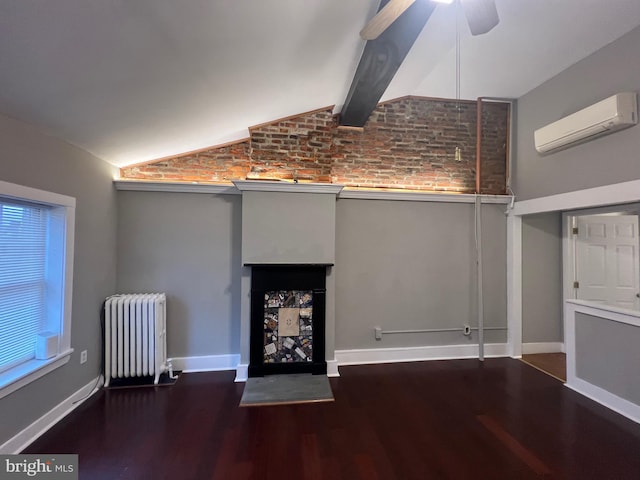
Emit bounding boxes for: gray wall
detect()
[115,195,509,357]
[334,199,507,350]
[515,25,640,201]
[575,312,640,405]
[0,114,117,448]
[521,212,563,344]
[242,191,336,265]
[116,191,241,357]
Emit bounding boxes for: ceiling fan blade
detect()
[460,0,499,36]
[360,0,416,40]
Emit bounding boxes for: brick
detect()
[120,97,508,193]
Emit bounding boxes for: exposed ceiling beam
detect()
[339,0,437,127]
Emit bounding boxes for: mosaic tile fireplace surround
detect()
[249,265,327,377]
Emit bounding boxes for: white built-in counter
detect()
[564,300,640,423]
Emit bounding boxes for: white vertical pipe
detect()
[475,195,485,361]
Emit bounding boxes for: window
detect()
[0,180,75,399]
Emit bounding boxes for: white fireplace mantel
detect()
[232,180,344,195]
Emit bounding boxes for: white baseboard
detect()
[522,342,565,354]
[235,364,248,383]
[335,343,509,366]
[566,377,640,425]
[179,344,511,381]
[169,354,240,373]
[0,375,103,454]
[326,360,340,377]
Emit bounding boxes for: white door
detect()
[575,215,640,310]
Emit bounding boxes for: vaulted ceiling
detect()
[1,0,640,167]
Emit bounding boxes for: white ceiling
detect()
[1,0,640,167]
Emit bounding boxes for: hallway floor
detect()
[521,352,567,382]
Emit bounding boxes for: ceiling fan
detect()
[360,0,500,40]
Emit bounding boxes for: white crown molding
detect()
[114,181,240,194]
[340,189,512,204]
[513,179,640,216]
[233,180,344,194]
[0,375,103,454]
[114,180,513,204]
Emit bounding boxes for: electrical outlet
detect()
[374,327,382,340]
[463,325,471,336]
[80,350,87,364]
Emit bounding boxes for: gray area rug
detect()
[240,374,334,407]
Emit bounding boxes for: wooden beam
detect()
[339,0,436,127]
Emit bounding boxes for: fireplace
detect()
[249,265,328,377]
[233,180,343,381]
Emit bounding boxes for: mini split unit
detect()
[534,92,638,154]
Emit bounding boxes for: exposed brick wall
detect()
[480,102,509,194]
[249,109,335,183]
[332,98,478,192]
[121,97,508,194]
[121,140,251,183]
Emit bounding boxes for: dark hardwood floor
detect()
[25,358,640,479]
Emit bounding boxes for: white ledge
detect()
[114,180,513,204]
[233,180,344,194]
[565,299,640,327]
[340,189,512,203]
[0,349,73,400]
[114,181,240,194]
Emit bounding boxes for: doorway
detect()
[569,212,640,309]
[564,206,640,312]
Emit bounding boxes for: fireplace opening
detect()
[249,265,327,377]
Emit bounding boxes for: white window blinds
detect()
[0,199,48,373]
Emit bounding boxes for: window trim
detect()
[0,180,75,399]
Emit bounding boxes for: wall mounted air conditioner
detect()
[534,92,637,154]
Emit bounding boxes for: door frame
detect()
[507,179,640,358]
[563,208,640,312]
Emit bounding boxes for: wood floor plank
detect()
[23,359,640,479]
[521,353,567,381]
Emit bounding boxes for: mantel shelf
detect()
[232,180,344,195]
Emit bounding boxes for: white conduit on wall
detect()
[474,97,516,361]
[475,194,485,361]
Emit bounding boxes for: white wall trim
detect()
[233,180,344,195]
[564,301,640,424]
[0,376,103,454]
[169,354,241,373]
[339,189,512,204]
[513,179,640,216]
[114,180,513,205]
[507,214,523,358]
[508,181,640,361]
[326,360,340,377]
[0,180,76,397]
[521,342,565,354]
[0,350,73,400]
[114,180,240,194]
[565,299,640,326]
[0,180,76,207]
[235,364,248,383]
[335,343,509,366]
[566,379,640,425]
